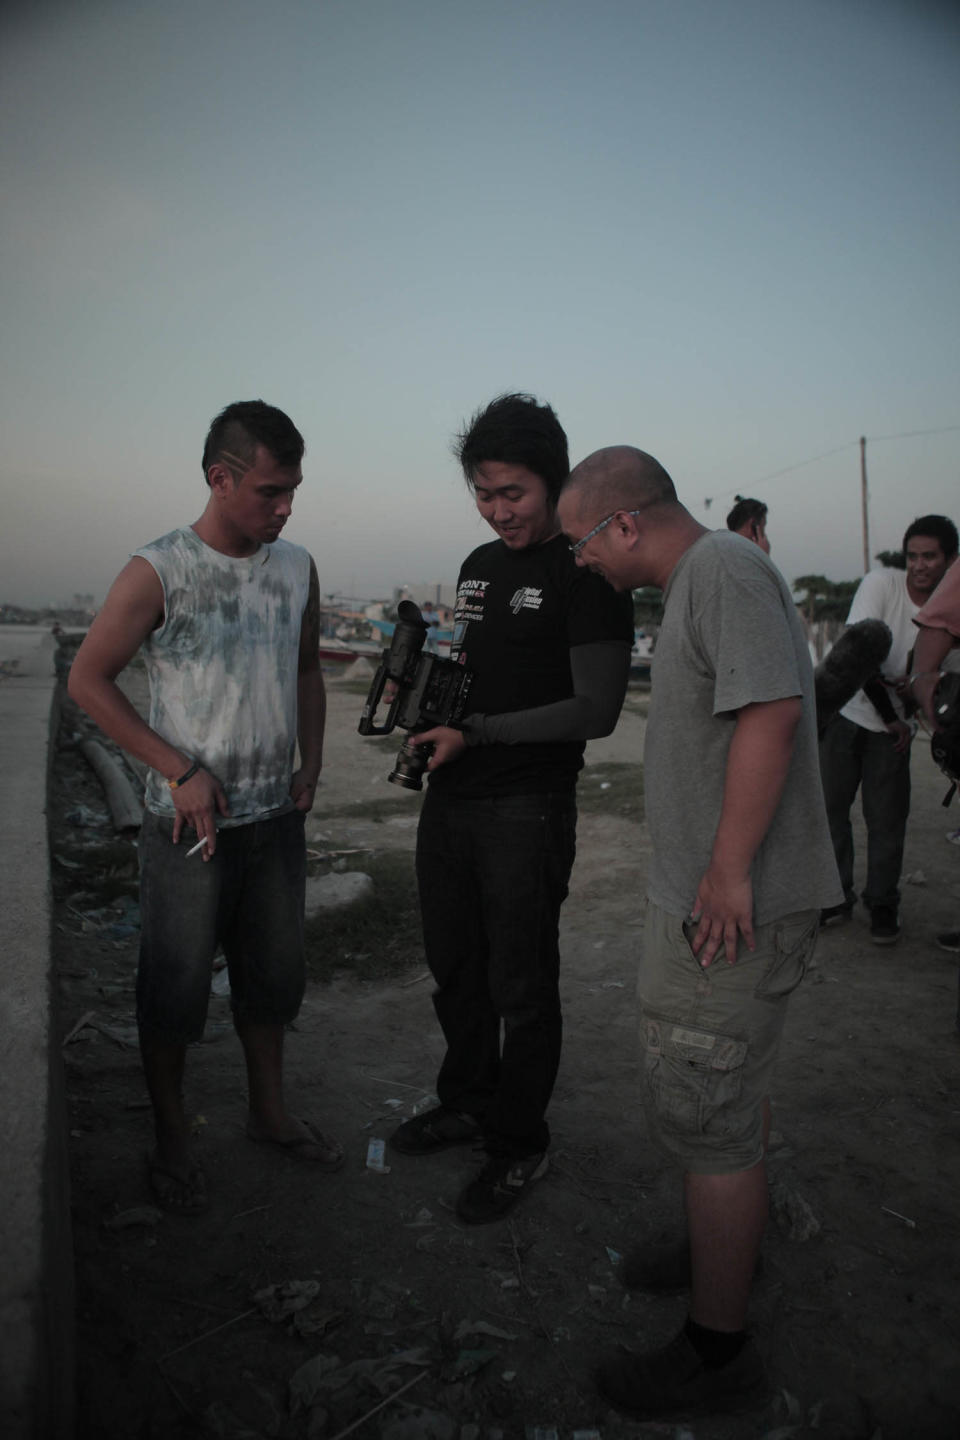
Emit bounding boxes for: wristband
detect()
[168,760,201,790]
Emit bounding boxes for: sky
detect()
[2,0,958,608]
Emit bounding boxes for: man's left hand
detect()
[290,768,321,812]
[689,867,755,968]
[413,726,466,770]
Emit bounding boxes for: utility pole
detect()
[860,436,870,574]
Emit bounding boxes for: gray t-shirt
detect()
[645,531,842,924]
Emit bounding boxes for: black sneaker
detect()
[937,931,960,954]
[456,1151,547,1224]
[869,906,901,945]
[597,1328,767,1419]
[389,1106,482,1155]
[819,902,852,928]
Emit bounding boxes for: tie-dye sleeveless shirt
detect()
[134,527,312,824]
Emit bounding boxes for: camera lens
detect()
[388,735,431,790]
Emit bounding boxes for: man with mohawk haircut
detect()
[69,400,342,1213]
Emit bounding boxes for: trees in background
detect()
[792,574,860,658]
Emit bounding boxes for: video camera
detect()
[358,600,473,790]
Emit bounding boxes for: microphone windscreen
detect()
[814,619,893,734]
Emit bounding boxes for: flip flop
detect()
[146,1153,209,1214]
[246,1120,345,1172]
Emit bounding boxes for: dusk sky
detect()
[2,0,958,608]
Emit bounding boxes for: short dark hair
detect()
[902,514,958,560]
[726,495,767,532]
[201,400,304,483]
[453,392,569,503]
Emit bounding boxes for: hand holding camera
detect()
[358,601,473,789]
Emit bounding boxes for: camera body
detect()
[358,600,473,789]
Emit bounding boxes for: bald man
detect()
[558,449,840,1421]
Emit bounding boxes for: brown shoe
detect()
[597,1329,767,1419]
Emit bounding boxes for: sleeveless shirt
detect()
[134,527,312,823]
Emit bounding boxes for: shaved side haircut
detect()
[202,400,305,484]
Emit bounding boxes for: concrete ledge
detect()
[0,648,75,1437]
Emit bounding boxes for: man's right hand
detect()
[885,719,914,754]
[414,725,466,770]
[171,768,230,855]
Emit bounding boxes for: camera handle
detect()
[357,656,404,736]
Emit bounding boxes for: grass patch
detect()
[304,849,425,983]
[577,761,644,821]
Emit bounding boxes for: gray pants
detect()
[819,713,910,911]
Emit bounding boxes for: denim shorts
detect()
[137,807,306,1043]
[637,901,818,1174]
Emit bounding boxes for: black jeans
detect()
[416,787,577,1157]
[819,714,911,911]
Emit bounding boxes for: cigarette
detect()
[185,836,209,858]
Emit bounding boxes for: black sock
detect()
[684,1315,747,1368]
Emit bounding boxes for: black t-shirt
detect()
[427,532,634,797]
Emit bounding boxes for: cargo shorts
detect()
[638,901,818,1174]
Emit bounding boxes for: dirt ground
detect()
[50,664,960,1440]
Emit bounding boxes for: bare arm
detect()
[911,625,955,725]
[67,557,229,851]
[291,559,325,812]
[690,696,802,968]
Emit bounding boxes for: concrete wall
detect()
[0,636,75,1437]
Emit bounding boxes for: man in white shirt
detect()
[819,515,957,943]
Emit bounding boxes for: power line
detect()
[866,424,960,443]
[703,423,958,509]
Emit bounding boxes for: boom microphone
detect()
[814,619,893,736]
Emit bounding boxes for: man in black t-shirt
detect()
[389,393,634,1223]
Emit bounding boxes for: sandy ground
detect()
[51,666,960,1440]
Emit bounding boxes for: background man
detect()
[725,495,770,553]
[388,393,634,1224]
[819,515,957,943]
[68,400,341,1213]
[558,448,840,1421]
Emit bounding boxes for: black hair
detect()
[726,495,767,533]
[453,392,569,503]
[201,400,304,483]
[902,514,958,560]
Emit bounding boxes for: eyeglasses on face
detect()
[569,509,643,557]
